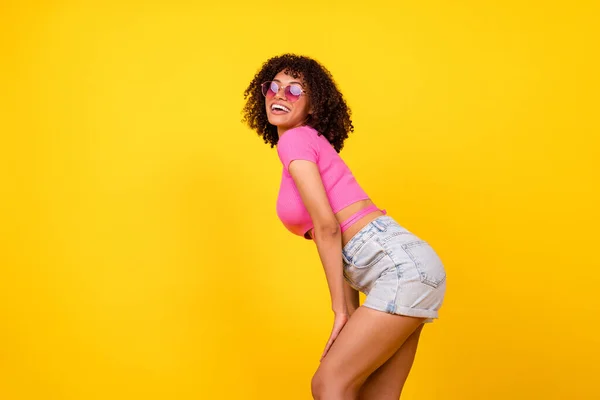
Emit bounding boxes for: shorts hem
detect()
[362,295,438,323]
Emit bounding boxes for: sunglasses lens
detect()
[261,81,278,98]
[268,82,280,99]
[285,84,303,102]
[261,81,304,102]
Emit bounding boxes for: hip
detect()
[341,215,447,293]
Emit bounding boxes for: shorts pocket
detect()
[401,240,446,288]
[342,235,387,269]
[342,235,395,293]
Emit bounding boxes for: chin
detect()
[268,115,291,128]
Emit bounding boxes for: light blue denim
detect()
[342,215,446,323]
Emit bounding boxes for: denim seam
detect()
[363,296,439,319]
[348,251,387,270]
[343,216,392,255]
[342,269,361,291]
[401,242,446,288]
[344,230,377,259]
[381,231,415,243]
[393,264,401,307]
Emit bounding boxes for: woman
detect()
[242,54,447,400]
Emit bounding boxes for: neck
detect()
[277,122,305,138]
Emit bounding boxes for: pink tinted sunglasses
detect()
[261,81,307,103]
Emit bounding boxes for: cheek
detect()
[295,100,310,116]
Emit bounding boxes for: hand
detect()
[320,312,350,362]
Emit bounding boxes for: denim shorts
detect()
[342,215,446,323]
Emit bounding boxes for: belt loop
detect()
[371,216,386,232]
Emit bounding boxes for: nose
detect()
[274,85,286,101]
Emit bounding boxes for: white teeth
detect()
[271,104,290,112]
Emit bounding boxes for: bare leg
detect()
[311,306,425,400]
[358,324,424,399]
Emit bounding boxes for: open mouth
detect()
[271,103,291,114]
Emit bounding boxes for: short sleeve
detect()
[276,126,320,172]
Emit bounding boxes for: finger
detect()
[321,339,333,360]
[322,341,332,358]
[320,324,346,361]
[320,333,339,360]
[330,330,340,343]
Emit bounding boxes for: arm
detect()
[344,279,360,316]
[288,160,347,315]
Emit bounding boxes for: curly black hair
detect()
[242,53,354,153]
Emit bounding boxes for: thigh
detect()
[315,305,425,392]
[358,324,424,399]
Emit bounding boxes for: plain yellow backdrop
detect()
[1,1,599,399]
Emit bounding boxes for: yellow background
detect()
[1,1,599,399]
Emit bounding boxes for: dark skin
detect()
[266,70,385,360]
[242,53,353,153]
[265,71,313,136]
[245,55,425,399]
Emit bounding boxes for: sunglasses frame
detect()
[260,81,307,103]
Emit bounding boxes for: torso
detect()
[308,199,386,247]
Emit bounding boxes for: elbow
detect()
[313,223,340,239]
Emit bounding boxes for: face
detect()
[264,70,312,137]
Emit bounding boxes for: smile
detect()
[271,103,291,113]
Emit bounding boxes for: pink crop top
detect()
[276,125,386,239]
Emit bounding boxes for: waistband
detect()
[342,215,397,255]
[339,204,387,233]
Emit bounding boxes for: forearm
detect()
[343,279,359,315]
[313,226,346,314]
